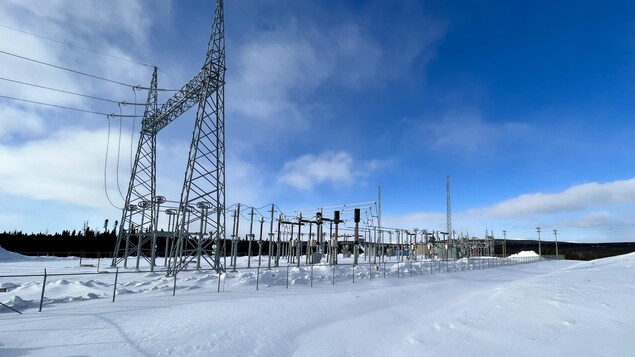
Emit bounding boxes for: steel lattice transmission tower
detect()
[112,0,226,275]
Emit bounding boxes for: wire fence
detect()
[0,256,542,314]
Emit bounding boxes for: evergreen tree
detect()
[112,220,119,235]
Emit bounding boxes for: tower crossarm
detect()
[144,68,223,133]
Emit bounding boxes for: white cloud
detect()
[406,113,532,154]
[226,156,270,206]
[0,126,131,208]
[278,151,358,191]
[153,137,274,208]
[480,178,635,219]
[226,3,445,147]
[564,211,621,229]
[0,0,168,118]
[0,0,173,210]
[0,105,45,139]
[3,0,156,47]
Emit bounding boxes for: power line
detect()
[0,76,144,106]
[0,23,182,88]
[0,23,153,68]
[0,49,177,91]
[129,88,138,169]
[115,104,127,201]
[0,49,135,87]
[0,94,141,118]
[104,116,124,210]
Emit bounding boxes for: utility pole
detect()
[378,186,381,232]
[268,204,274,269]
[333,211,341,265]
[258,217,264,267]
[553,229,559,257]
[536,227,542,257]
[231,203,240,272]
[296,213,302,267]
[502,230,507,257]
[247,207,255,268]
[316,211,323,263]
[275,213,282,267]
[446,176,452,250]
[377,187,382,265]
[353,208,360,266]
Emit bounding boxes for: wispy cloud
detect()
[403,112,532,154]
[226,0,445,148]
[0,127,131,208]
[278,151,382,191]
[0,0,171,211]
[0,105,45,139]
[478,178,635,219]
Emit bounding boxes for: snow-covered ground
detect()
[0,248,633,356]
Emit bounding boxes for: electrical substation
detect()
[110,0,501,275]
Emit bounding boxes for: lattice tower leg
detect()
[168,0,226,275]
[111,67,158,268]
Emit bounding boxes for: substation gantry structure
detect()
[111,0,226,275]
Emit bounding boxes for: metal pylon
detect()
[167,0,226,275]
[111,67,158,269]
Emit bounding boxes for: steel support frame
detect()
[112,1,226,276]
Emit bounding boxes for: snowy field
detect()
[0,248,634,356]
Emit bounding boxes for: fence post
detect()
[217,272,222,293]
[310,264,313,287]
[286,264,290,289]
[397,259,400,278]
[38,268,47,312]
[332,264,335,285]
[352,263,355,283]
[112,268,119,302]
[256,266,260,291]
[172,271,177,296]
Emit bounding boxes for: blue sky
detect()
[0,0,633,242]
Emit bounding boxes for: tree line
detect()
[0,220,118,258]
